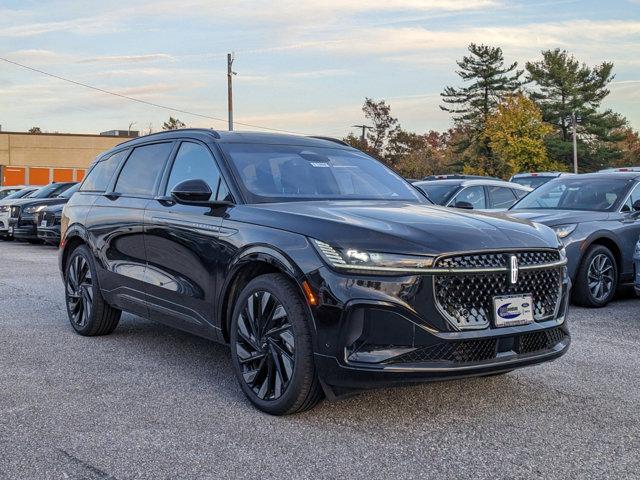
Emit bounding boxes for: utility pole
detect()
[569,111,581,174]
[227,53,236,131]
[128,121,136,136]
[352,124,373,143]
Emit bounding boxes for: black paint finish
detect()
[59,129,570,397]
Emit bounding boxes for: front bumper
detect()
[9,216,37,240]
[37,225,61,244]
[307,262,571,396]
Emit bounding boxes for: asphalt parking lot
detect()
[0,242,638,479]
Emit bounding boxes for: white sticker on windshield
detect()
[310,162,330,168]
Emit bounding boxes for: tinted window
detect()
[3,188,34,200]
[115,143,172,196]
[513,188,529,199]
[452,186,486,209]
[514,177,632,211]
[81,150,128,192]
[221,143,424,203]
[621,183,640,212]
[414,183,460,205]
[59,183,80,198]
[488,186,517,209]
[166,142,225,201]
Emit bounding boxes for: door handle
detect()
[155,195,175,206]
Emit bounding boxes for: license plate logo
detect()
[493,294,534,327]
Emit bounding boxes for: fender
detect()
[217,243,315,342]
[58,223,91,279]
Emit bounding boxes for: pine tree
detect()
[526,49,625,171]
[441,43,522,132]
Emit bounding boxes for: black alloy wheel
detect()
[230,274,323,415]
[235,291,295,400]
[66,253,94,328]
[64,245,121,336]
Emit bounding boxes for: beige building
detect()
[0,131,135,186]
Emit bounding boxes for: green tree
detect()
[362,98,399,159]
[526,49,625,171]
[28,126,42,133]
[162,117,186,130]
[484,94,562,177]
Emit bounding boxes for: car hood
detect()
[8,197,69,209]
[508,209,608,226]
[233,201,560,255]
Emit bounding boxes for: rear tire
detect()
[572,245,617,307]
[64,245,121,336]
[230,273,323,415]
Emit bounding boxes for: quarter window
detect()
[488,186,517,209]
[165,142,226,201]
[115,143,172,196]
[621,183,640,212]
[452,186,486,209]
[81,150,128,192]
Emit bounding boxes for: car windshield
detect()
[58,184,80,198]
[512,177,633,211]
[511,176,555,189]
[221,144,425,203]
[4,188,32,200]
[413,183,460,204]
[30,183,73,199]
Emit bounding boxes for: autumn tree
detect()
[611,127,640,167]
[162,117,186,130]
[386,130,447,178]
[484,94,562,177]
[526,49,625,171]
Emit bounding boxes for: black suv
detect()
[59,129,570,415]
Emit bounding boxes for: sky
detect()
[0,0,639,138]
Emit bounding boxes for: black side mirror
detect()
[454,201,474,210]
[170,179,231,207]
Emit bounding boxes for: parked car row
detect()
[1,131,638,415]
[0,182,76,244]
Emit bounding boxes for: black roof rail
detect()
[309,136,350,147]
[114,128,221,147]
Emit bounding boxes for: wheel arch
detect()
[60,225,90,275]
[218,246,309,343]
[582,233,622,279]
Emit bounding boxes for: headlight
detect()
[311,239,435,274]
[0,206,9,213]
[23,205,47,214]
[553,224,577,239]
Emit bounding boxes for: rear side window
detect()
[452,186,486,209]
[488,186,517,209]
[513,188,529,199]
[165,142,225,201]
[115,143,172,196]
[81,150,128,192]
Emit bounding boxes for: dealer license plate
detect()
[41,219,47,227]
[493,294,534,327]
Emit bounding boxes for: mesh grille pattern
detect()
[387,328,566,365]
[434,250,560,270]
[516,328,566,354]
[389,339,497,364]
[43,211,58,225]
[435,267,563,329]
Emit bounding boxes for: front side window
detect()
[414,183,460,205]
[488,186,517,209]
[165,142,226,201]
[513,177,633,211]
[115,143,172,196]
[220,143,424,203]
[451,186,486,209]
[81,150,128,192]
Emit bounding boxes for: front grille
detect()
[43,211,57,226]
[387,327,566,365]
[516,328,566,354]
[433,250,563,330]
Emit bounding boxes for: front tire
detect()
[573,245,617,307]
[64,245,121,336]
[230,273,323,415]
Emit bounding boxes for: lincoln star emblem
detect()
[509,255,519,285]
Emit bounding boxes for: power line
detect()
[0,56,311,136]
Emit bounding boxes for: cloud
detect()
[77,53,176,64]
